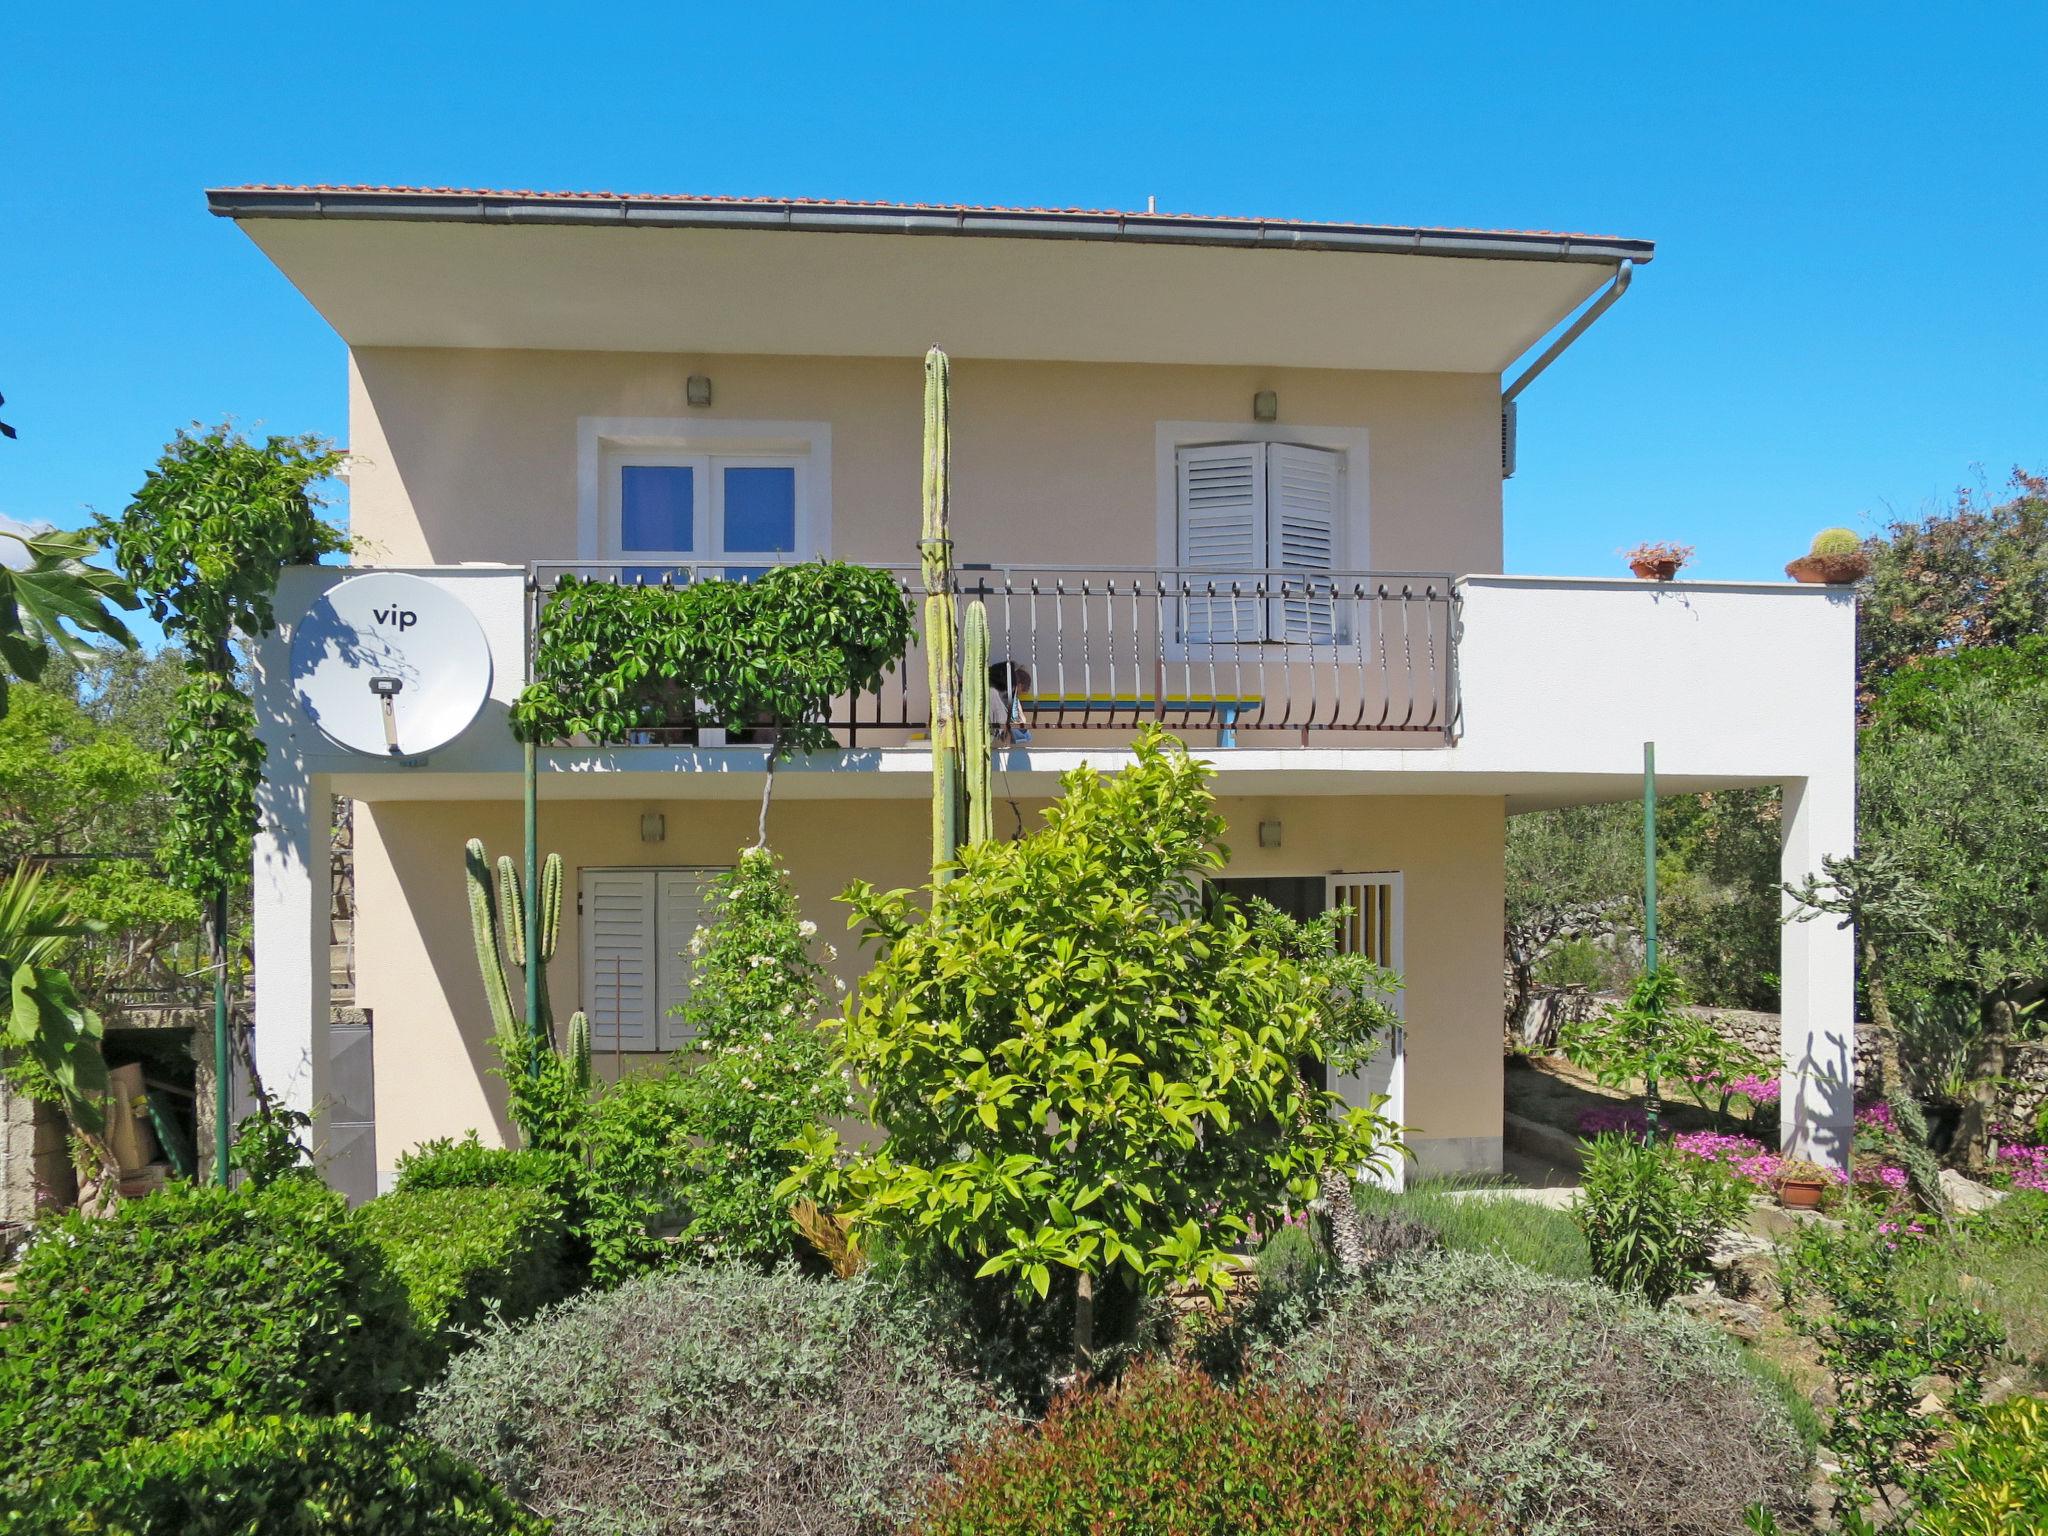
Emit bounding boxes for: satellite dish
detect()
[291,573,492,758]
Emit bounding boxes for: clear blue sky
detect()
[5,3,2044,589]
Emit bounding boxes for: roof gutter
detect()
[203,188,1657,267]
[1497,260,1635,479]
[1502,258,1636,402]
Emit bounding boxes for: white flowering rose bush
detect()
[668,847,851,1263]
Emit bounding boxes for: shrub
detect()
[417,1265,1005,1536]
[1780,1212,2005,1524]
[579,1068,696,1284]
[1576,1132,1751,1303]
[1910,1395,2048,1535]
[1261,1249,1807,1536]
[394,1132,577,1197]
[667,848,850,1265]
[1559,969,1769,1132]
[792,730,1398,1352]
[0,1179,418,1482]
[356,1185,569,1356]
[911,1366,1495,1536]
[3,1414,545,1535]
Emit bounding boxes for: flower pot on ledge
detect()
[1629,555,1685,581]
[1777,1175,1828,1210]
[1784,551,1871,585]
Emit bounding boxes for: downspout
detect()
[1499,259,1634,477]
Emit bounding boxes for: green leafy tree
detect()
[0,527,139,718]
[94,424,348,899]
[0,677,202,1004]
[1858,468,2048,699]
[0,861,110,1133]
[789,729,1399,1356]
[1505,803,1637,1034]
[1559,969,1769,1136]
[94,426,346,1153]
[1847,668,2048,1163]
[668,848,851,1264]
[1659,787,1783,1013]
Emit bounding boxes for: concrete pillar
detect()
[251,771,332,1150]
[1780,772,1857,1167]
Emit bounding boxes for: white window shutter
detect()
[580,870,656,1051]
[1176,442,1267,644]
[1326,871,1405,1190]
[1267,442,1343,642]
[655,871,717,1050]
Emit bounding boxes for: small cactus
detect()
[566,1010,592,1096]
[1810,527,1861,557]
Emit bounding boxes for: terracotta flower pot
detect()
[1629,556,1684,581]
[1778,1176,1827,1210]
[1785,551,1871,585]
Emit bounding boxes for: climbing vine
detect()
[512,561,913,753]
[94,424,347,896]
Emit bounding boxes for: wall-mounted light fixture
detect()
[1258,819,1283,849]
[639,811,666,844]
[1252,389,1278,423]
[686,374,713,408]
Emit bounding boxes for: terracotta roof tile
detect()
[206,184,1641,247]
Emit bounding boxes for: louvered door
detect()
[654,870,718,1049]
[1176,442,1267,644]
[580,867,725,1052]
[581,869,658,1051]
[1326,872,1405,1190]
[1268,443,1343,643]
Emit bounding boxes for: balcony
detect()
[526,562,1460,751]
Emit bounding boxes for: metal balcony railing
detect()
[527,562,1460,748]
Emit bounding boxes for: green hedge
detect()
[393,1134,577,1199]
[912,1366,1496,1535]
[0,1414,546,1535]
[0,1180,418,1484]
[356,1185,568,1351]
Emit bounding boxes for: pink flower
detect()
[1856,1100,1898,1133]
[1995,1141,2048,1193]
[1577,1104,1649,1137]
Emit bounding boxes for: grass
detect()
[1737,1345,1824,1458]
[1353,1178,1591,1282]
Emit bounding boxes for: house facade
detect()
[216,186,1856,1201]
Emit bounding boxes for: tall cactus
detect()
[465,837,580,1050]
[961,599,992,847]
[921,346,964,878]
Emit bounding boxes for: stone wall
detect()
[0,1077,76,1227]
[1696,1004,1880,1094]
[2002,1042,2048,1133]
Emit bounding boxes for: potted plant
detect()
[1776,1157,1833,1210]
[1623,541,1694,581]
[1785,527,1871,585]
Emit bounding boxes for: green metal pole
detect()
[523,738,541,1053]
[1642,741,1658,973]
[213,886,231,1185]
[1642,741,1660,1139]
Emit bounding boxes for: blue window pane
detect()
[722,466,797,554]
[621,466,693,553]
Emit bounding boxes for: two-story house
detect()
[216,186,1857,1201]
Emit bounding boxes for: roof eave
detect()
[203,188,1655,266]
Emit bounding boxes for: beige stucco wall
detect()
[345,349,1503,575]
[355,790,1505,1183]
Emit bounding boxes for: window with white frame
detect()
[578,866,726,1051]
[605,451,811,581]
[1176,440,1345,644]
